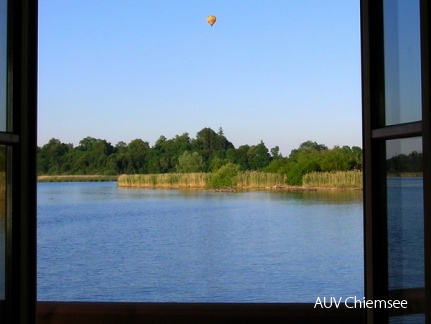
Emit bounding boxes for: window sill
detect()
[37,301,364,324]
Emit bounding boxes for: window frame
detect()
[362,0,430,322]
[0,0,38,322]
[421,0,431,321]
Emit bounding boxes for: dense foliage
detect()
[37,127,364,185]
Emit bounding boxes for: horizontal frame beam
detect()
[372,122,422,140]
[0,132,19,145]
[37,302,364,324]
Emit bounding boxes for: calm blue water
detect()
[37,182,364,302]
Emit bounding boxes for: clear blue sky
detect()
[38,0,361,156]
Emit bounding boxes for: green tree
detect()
[176,151,205,173]
[192,127,234,170]
[36,132,363,178]
[59,137,113,174]
[233,145,250,170]
[286,157,321,185]
[264,157,292,174]
[270,146,282,160]
[115,141,128,153]
[298,140,328,152]
[128,139,150,173]
[351,146,363,169]
[280,141,324,184]
[38,138,72,174]
[248,141,271,170]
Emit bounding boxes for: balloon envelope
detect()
[207,15,216,26]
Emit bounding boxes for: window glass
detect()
[0,145,5,299]
[383,0,421,126]
[386,137,424,290]
[0,0,7,131]
[390,314,425,324]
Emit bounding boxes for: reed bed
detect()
[38,175,118,182]
[302,170,363,189]
[118,172,285,189]
[237,171,285,188]
[118,173,210,188]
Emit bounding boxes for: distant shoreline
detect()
[37,175,118,182]
[36,173,363,190]
[35,171,421,188]
[36,174,360,190]
[117,172,362,191]
[387,172,423,178]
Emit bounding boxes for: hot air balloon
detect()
[207,15,216,27]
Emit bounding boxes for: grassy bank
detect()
[35,171,363,189]
[38,175,118,182]
[118,172,285,189]
[302,170,362,189]
[237,171,285,188]
[117,173,209,188]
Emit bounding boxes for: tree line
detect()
[387,151,423,174]
[37,127,365,185]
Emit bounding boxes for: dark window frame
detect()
[0,0,38,322]
[362,0,430,322]
[421,0,431,322]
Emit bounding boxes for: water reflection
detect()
[386,137,424,291]
[294,190,362,204]
[0,201,4,300]
[386,137,424,322]
[0,144,5,299]
[116,186,363,205]
[387,177,424,289]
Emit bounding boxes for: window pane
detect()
[390,313,425,324]
[386,137,423,290]
[383,0,421,126]
[0,145,5,299]
[0,0,7,131]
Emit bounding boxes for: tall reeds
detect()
[118,172,286,189]
[117,173,210,188]
[37,175,118,182]
[302,170,363,189]
[237,171,285,188]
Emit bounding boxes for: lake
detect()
[37,182,364,303]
